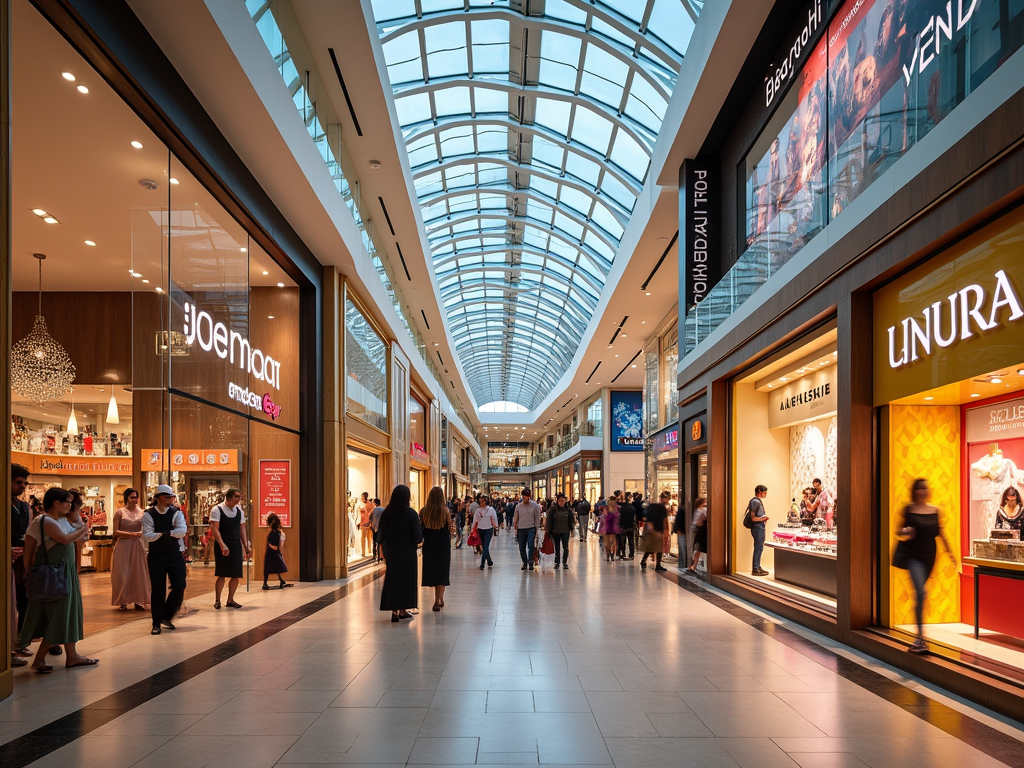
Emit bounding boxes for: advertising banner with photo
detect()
[744,0,1023,264]
[611,391,644,452]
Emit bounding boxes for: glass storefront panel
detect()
[346,447,378,565]
[345,296,388,432]
[410,394,426,452]
[731,328,839,605]
[662,326,679,426]
[583,459,602,505]
[874,206,1024,669]
[644,341,660,434]
[9,2,307,601]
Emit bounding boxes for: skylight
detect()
[372,0,702,410]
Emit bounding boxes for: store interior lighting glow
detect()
[67,389,78,435]
[106,393,120,424]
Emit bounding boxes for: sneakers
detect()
[909,639,928,654]
[522,563,528,571]
[751,568,769,576]
[11,655,27,667]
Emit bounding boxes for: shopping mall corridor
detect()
[1,533,1022,768]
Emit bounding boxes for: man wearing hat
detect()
[141,485,189,635]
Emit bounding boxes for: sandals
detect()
[226,601,243,609]
[118,605,128,612]
[280,582,293,588]
[31,664,53,674]
[214,600,222,610]
[66,658,99,668]
[432,604,441,612]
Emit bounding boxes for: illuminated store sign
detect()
[183,301,281,389]
[682,159,721,308]
[228,382,283,420]
[886,270,1023,369]
[764,0,823,107]
[769,366,837,430]
[902,0,979,85]
[966,397,1024,442]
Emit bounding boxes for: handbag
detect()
[25,520,69,602]
[540,535,554,555]
[466,524,481,547]
[892,539,911,570]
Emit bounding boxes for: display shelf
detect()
[964,556,1024,573]
[765,541,837,560]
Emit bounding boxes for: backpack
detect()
[742,497,759,529]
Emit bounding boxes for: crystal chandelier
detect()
[11,253,76,403]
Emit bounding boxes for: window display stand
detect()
[765,542,837,598]
[964,557,1024,640]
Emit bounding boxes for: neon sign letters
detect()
[183,301,281,389]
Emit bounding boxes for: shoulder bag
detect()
[26,518,70,602]
[742,499,755,529]
[892,506,913,570]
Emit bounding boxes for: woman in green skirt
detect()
[19,487,97,673]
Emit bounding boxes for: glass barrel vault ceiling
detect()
[371,0,702,411]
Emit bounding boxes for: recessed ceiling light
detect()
[240,247,247,252]
[797,368,806,373]
[433,342,439,346]
[262,270,269,276]
[141,279,150,284]
[832,351,837,356]
[767,384,773,388]
[31,208,46,216]
[641,321,646,324]
[277,282,285,288]
[131,140,143,149]
[76,85,88,94]
[645,291,651,296]
[631,364,637,368]
[155,287,164,293]
[1018,369,1024,376]
[61,72,75,81]
[971,393,980,397]
[43,216,58,224]
[268,315,275,319]
[924,396,934,401]
[992,378,1003,384]
[780,377,787,382]
[84,240,96,246]
[169,177,179,185]
[621,334,627,338]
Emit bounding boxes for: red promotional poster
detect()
[259,459,291,527]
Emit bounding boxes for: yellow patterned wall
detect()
[888,405,961,626]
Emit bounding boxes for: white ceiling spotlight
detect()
[61,71,75,81]
[130,140,144,149]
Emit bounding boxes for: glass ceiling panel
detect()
[372,0,703,410]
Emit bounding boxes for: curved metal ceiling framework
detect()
[372,0,702,411]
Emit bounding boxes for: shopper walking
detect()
[142,485,188,635]
[110,488,150,611]
[378,484,422,622]
[472,495,500,570]
[371,498,385,562]
[546,493,576,569]
[18,488,96,672]
[513,488,542,571]
[574,496,591,541]
[210,488,251,609]
[10,464,32,666]
[262,513,292,589]
[640,491,670,571]
[616,492,636,560]
[420,487,453,611]
[599,499,620,562]
[687,498,708,573]
[896,479,956,654]
[745,485,770,576]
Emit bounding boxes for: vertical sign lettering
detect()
[682,158,721,309]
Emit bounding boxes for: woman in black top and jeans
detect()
[899,478,955,654]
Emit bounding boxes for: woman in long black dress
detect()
[420,486,453,611]
[378,485,422,622]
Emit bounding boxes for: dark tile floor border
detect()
[660,570,1024,768]
[0,570,383,768]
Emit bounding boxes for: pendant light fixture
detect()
[106,390,120,425]
[67,387,79,435]
[11,254,76,403]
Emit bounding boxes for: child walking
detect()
[262,514,293,590]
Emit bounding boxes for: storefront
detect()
[874,208,1024,667]
[344,290,390,566]
[409,391,429,509]
[732,328,839,602]
[671,0,1024,720]
[4,0,322,636]
[583,458,603,504]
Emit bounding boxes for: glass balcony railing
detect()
[487,423,599,473]
[246,0,477,438]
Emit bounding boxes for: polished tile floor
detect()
[3,531,1022,768]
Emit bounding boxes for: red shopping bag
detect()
[466,526,481,547]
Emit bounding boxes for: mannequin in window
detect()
[995,487,1024,532]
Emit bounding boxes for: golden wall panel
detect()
[888,405,960,625]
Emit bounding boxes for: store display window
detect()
[345,296,388,432]
[875,206,1024,668]
[10,1,304,584]
[346,447,379,565]
[488,442,532,471]
[731,327,839,604]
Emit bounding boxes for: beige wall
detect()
[732,382,789,574]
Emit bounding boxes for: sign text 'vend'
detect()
[886,270,1024,369]
[902,0,979,85]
